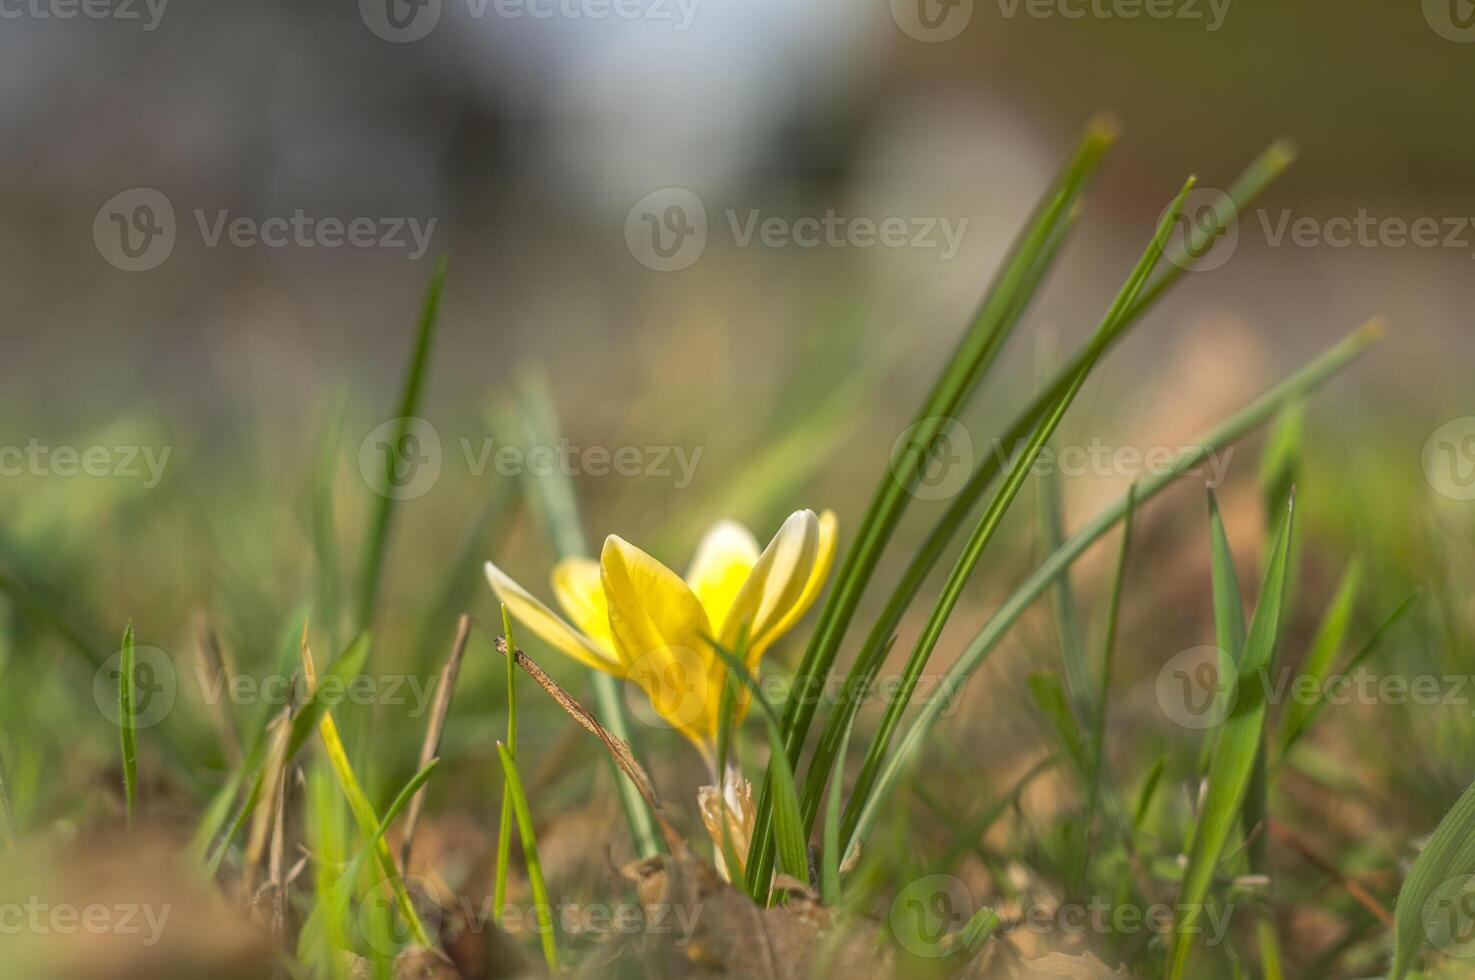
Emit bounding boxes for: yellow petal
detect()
[759,508,838,646]
[684,519,760,634]
[601,535,721,745]
[484,560,622,675]
[551,557,616,653]
[719,509,820,658]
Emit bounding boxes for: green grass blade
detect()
[496,741,560,972]
[845,320,1379,856]
[820,708,857,906]
[1389,775,1475,979]
[493,604,518,919]
[312,392,348,651]
[837,177,1195,854]
[1029,673,1089,778]
[0,748,14,852]
[1274,560,1361,756]
[1279,589,1418,760]
[512,371,661,858]
[1041,465,1091,723]
[744,119,1119,888]
[1132,756,1166,832]
[118,622,139,829]
[787,142,1298,864]
[357,255,448,630]
[1167,492,1296,980]
[937,754,1056,873]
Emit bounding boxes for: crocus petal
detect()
[719,509,820,661]
[755,508,838,648]
[484,560,622,675]
[551,556,616,654]
[601,534,721,745]
[684,519,760,635]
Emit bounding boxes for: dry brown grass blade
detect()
[242,673,297,900]
[400,613,472,870]
[197,620,242,769]
[494,635,686,854]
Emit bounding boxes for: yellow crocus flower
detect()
[484,509,837,766]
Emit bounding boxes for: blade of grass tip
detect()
[493,605,518,919]
[846,320,1381,859]
[1029,673,1089,779]
[1389,773,1475,980]
[1195,488,1246,781]
[357,255,448,631]
[1279,588,1418,761]
[119,622,138,830]
[300,637,431,947]
[1273,560,1362,757]
[747,121,1119,884]
[1132,756,1166,833]
[706,638,811,890]
[836,177,1196,858]
[400,614,471,871]
[1166,491,1295,980]
[794,141,1296,850]
[820,707,857,906]
[496,742,559,972]
[511,372,662,858]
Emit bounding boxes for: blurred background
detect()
[2,1,1475,975]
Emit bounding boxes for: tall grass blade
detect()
[496,742,560,972]
[836,177,1195,855]
[786,141,1298,867]
[846,320,1380,855]
[118,622,139,829]
[1167,492,1296,980]
[357,255,448,630]
[1274,561,1361,756]
[493,604,518,919]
